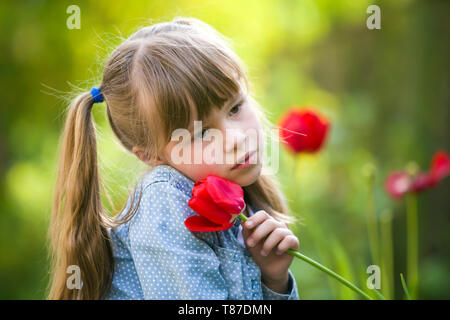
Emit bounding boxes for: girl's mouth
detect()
[232,150,257,170]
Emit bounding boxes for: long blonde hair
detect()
[48,16,296,300]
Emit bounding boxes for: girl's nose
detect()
[224,128,247,154]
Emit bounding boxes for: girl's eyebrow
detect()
[226,91,245,109]
[187,91,245,135]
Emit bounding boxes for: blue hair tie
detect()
[90,86,104,103]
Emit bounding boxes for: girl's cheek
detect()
[258,131,264,158]
[202,141,224,164]
[203,153,215,165]
[190,141,204,163]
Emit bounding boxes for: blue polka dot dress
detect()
[105,164,299,300]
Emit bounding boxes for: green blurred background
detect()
[0,0,448,299]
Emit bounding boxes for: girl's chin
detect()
[233,164,262,187]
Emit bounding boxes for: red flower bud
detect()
[185,175,245,232]
[277,107,330,154]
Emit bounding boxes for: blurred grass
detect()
[0,0,449,299]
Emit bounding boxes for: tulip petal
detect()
[205,175,245,214]
[184,215,232,232]
[385,171,411,199]
[411,172,435,193]
[188,196,231,225]
[430,150,450,183]
[186,175,245,234]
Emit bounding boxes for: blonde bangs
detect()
[130,31,248,150]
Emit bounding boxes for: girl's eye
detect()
[229,103,242,116]
[194,128,209,140]
[201,128,209,137]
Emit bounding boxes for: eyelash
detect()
[200,128,209,138]
[193,103,243,140]
[191,128,209,140]
[229,103,242,116]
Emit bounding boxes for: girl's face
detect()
[161,90,264,186]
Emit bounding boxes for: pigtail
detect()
[47,90,114,299]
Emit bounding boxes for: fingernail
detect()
[260,250,267,256]
[246,221,253,228]
[247,239,254,247]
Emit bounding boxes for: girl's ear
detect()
[132,146,165,166]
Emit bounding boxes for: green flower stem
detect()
[365,166,380,267]
[380,209,394,299]
[291,154,300,200]
[238,213,374,300]
[406,193,419,299]
[400,273,411,300]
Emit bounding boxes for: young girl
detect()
[48,17,300,300]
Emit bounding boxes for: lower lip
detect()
[233,152,257,170]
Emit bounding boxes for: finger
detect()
[241,222,251,240]
[276,235,300,254]
[246,218,283,248]
[260,228,291,256]
[244,210,270,229]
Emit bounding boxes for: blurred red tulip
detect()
[385,171,412,199]
[410,172,435,193]
[385,150,449,199]
[430,150,450,183]
[277,107,330,153]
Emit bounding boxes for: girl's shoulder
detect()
[109,164,219,251]
[126,164,218,247]
[114,165,192,219]
[127,164,197,230]
[141,164,195,194]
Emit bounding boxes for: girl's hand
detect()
[241,210,299,292]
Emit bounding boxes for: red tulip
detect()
[385,171,412,199]
[430,150,450,184]
[385,150,449,199]
[185,175,246,232]
[277,107,330,153]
